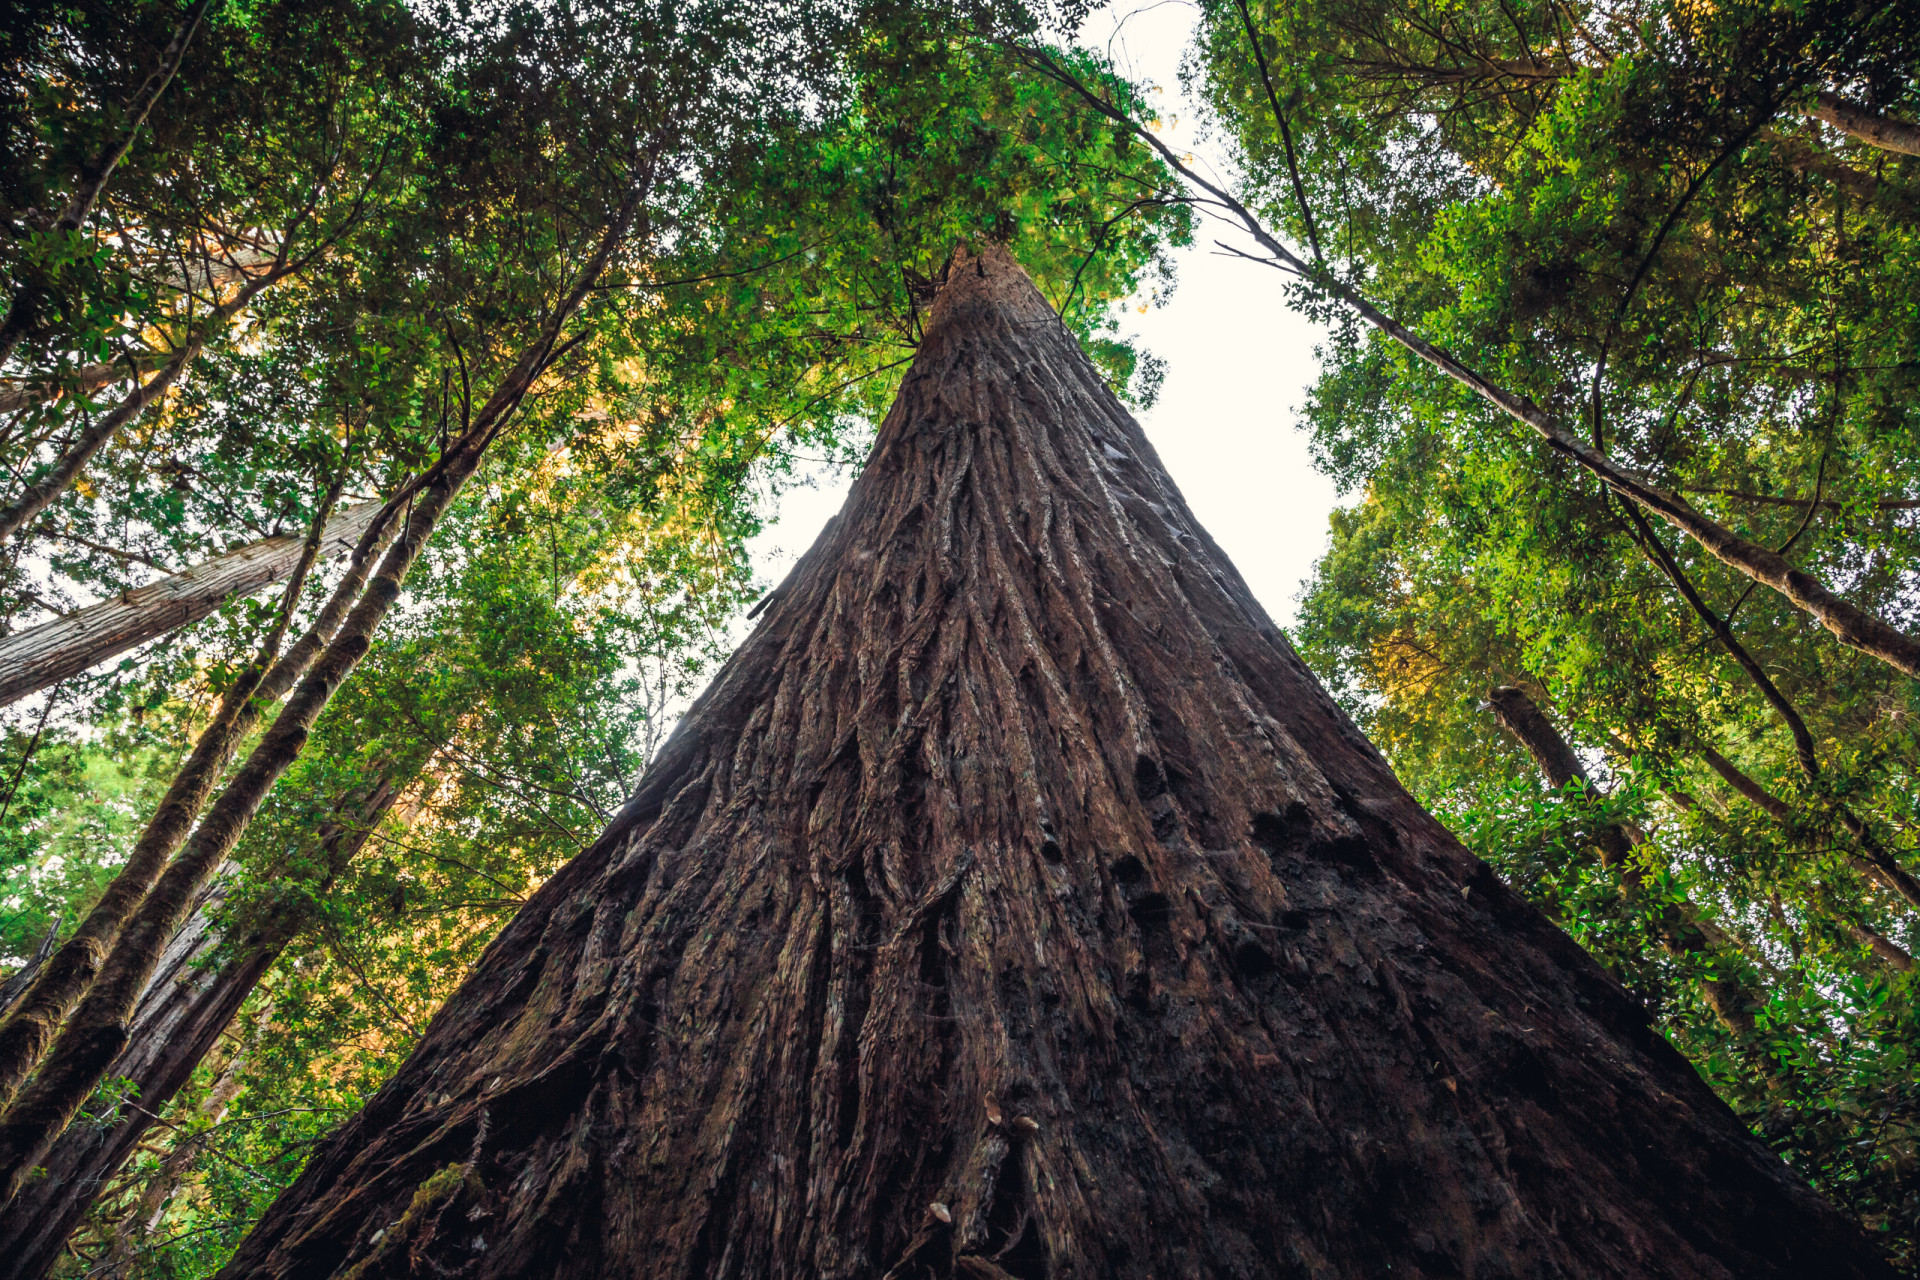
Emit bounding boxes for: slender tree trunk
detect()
[0,773,406,1280]
[0,172,646,1201]
[221,247,1889,1280]
[1695,745,1920,957]
[0,0,214,368]
[1809,91,1920,156]
[0,498,381,708]
[0,500,384,1109]
[1484,687,1761,1039]
[0,345,198,545]
[0,233,307,550]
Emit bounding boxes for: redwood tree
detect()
[219,247,1889,1279]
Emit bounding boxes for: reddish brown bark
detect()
[0,499,383,709]
[219,247,1888,1280]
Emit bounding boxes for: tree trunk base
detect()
[216,246,1891,1280]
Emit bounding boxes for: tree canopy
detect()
[3,0,1919,1272]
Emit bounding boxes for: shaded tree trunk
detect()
[0,499,383,708]
[1484,686,1762,1040]
[0,772,407,1280]
[0,499,385,1112]
[219,247,1888,1280]
[0,918,58,1018]
[0,170,649,1200]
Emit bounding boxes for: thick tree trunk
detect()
[219,247,1888,1280]
[0,880,262,1280]
[0,499,382,708]
[0,773,406,1280]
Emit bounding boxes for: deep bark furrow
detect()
[222,246,1888,1280]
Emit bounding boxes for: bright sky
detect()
[745,1,1338,628]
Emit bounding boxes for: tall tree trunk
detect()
[1484,687,1761,1040]
[0,500,385,1110]
[0,772,407,1280]
[0,170,647,1201]
[0,498,382,708]
[219,247,1888,1280]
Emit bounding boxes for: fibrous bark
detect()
[0,498,382,708]
[221,246,1888,1280]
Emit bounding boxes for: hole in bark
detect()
[1251,803,1313,861]
[1039,836,1063,863]
[1233,937,1276,977]
[980,1140,1047,1280]
[996,1217,1049,1279]
[1279,910,1311,931]
[1147,796,1181,843]
[1133,755,1166,801]
[1126,892,1172,933]
[1108,854,1147,885]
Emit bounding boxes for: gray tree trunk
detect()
[0,499,381,708]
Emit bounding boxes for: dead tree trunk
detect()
[0,771,406,1280]
[0,499,382,708]
[219,246,1891,1280]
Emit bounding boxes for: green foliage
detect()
[1191,0,1920,1264]
[0,1,1192,1274]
